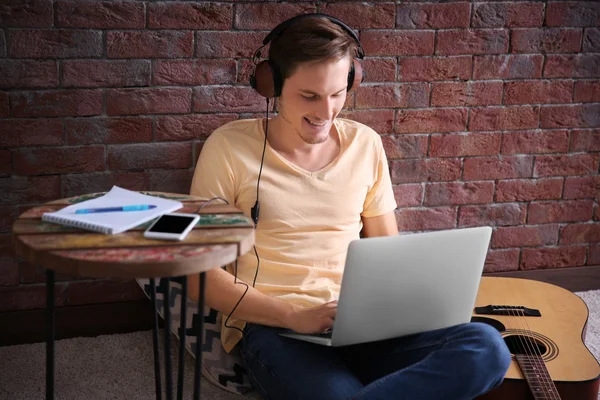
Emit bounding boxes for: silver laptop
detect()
[280,226,492,347]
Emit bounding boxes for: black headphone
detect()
[249,13,365,99]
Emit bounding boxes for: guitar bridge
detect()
[474,305,541,317]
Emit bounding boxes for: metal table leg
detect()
[150,279,162,400]
[162,278,173,400]
[177,276,188,400]
[193,272,206,400]
[46,270,55,400]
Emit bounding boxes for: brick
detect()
[390,158,461,184]
[0,60,58,89]
[193,141,204,164]
[430,131,502,158]
[511,28,582,54]
[529,200,594,224]
[463,156,533,181]
[396,207,457,232]
[473,55,543,80]
[381,135,428,159]
[65,117,153,145]
[504,80,573,105]
[0,93,8,117]
[546,2,600,27]
[472,2,543,28]
[583,28,600,52]
[521,246,586,270]
[20,261,46,284]
[329,4,398,29]
[544,54,600,78]
[574,80,600,103]
[396,108,467,134]
[10,30,102,59]
[196,31,265,58]
[63,60,150,88]
[362,58,396,82]
[0,206,17,232]
[0,284,67,312]
[150,169,194,194]
[431,82,502,107]
[540,104,600,129]
[153,60,236,86]
[0,234,15,258]
[484,249,520,273]
[234,4,317,30]
[107,31,193,59]
[571,129,600,152]
[436,29,508,55]
[399,56,471,82]
[0,176,60,205]
[492,225,559,249]
[0,31,4,58]
[106,88,192,116]
[0,150,11,176]
[392,184,423,208]
[534,154,599,177]
[193,86,264,113]
[62,172,149,198]
[564,176,600,200]
[11,89,102,118]
[469,106,539,131]
[424,181,494,206]
[237,59,255,85]
[356,83,429,109]
[589,244,600,265]
[14,146,105,176]
[396,3,470,29]
[149,2,232,29]
[107,143,192,170]
[496,178,563,202]
[0,259,19,287]
[67,279,145,306]
[0,0,53,27]
[155,114,238,141]
[459,203,526,227]
[501,130,569,154]
[361,31,435,56]
[338,110,394,134]
[0,119,62,147]
[561,223,600,244]
[56,1,145,28]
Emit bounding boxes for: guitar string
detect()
[506,304,559,399]
[515,306,560,399]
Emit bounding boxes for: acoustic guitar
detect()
[473,277,600,400]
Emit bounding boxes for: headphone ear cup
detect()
[251,60,276,98]
[347,59,363,92]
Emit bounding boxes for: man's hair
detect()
[268,15,359,82]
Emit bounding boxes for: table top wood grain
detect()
[12,192,255,278]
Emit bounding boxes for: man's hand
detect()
[286,301,338,334]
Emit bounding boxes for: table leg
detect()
[46,270,55,400]
[150,279,162,400]
[193,272,206,400]
[162,278,173,400]
[177,276,187,400]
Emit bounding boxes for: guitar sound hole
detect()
[504,334,547,356]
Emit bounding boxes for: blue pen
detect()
[75,205,157,214]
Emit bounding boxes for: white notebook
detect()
[42,186,183,235]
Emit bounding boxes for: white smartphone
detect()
[143,213,200,241]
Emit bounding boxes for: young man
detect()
[190,14,511,400]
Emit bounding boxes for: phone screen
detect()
[148,214,197,234]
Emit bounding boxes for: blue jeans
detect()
[240,322,511,400]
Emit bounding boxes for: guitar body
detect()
[473,277,600,400]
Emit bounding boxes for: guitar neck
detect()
[515,354,562,400]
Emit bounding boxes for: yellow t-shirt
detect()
[190,117,397,352]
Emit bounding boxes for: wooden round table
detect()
[12,191,255,400]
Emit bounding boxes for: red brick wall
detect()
[0,1,599,312]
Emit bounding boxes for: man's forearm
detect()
[187,267,295,329]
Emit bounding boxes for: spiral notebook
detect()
[42,186,183,235]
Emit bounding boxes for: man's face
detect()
[277,56,351,145]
